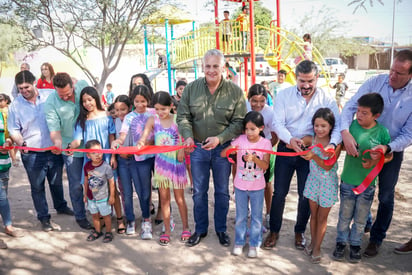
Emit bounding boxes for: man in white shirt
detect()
[340,50,412,257]
[263,60,340,250]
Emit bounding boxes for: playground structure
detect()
[142,1,331,94]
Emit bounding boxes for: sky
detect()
[180,0,412,45]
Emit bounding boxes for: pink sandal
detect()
[159,234,170,246]
[181,230,191,242]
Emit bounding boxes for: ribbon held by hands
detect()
[225,143,337,166]
[352,149,385,195]
[6,145,192,155]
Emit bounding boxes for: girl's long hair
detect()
[243,111,265,138]
[311,108,335,137]
[76,86,104,130]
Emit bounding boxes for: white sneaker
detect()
[126,221,135,235]
[141,221,152,240]
[248,247,258,258]
[232,245,243,256]
[161,216,175,233]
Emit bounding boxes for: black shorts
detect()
[264,166,271,183]
[222,34,230,42]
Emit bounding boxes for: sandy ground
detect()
[0,145,411,275]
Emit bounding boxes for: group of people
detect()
[178,48,412,263]
[0,49,411,265]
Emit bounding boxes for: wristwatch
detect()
[330,143,337,149]
[386,144,392,154]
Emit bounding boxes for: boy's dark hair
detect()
[15,70,36,85]
[242,6,248,11]
[175,80,187,90]
[106,83,112,88]
[278,69,287,76]
[338,73,345,79]
[85,139,101,149]
[224,10,229,14]
[357,93,384,115]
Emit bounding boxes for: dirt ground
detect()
[0,145,411,275]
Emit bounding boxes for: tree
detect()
[0,0,161,93]
[348,0,403,13]
[231,2,272,28]
[0,23,23,77]
[285,6,374,57]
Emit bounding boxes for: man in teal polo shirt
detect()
[44,72,92,229]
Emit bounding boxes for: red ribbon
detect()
[5,145,190,155]
[225,143,337,165]
[351,149,385,195]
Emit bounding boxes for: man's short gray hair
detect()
[203,49,225,65]
[21,62,30,70]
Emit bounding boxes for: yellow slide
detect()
[267,59,296,85]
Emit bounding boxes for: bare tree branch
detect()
[0,0,161,92]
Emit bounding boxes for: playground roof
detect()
[141,5,193,25]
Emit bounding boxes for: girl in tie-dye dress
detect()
[138,91,190,246]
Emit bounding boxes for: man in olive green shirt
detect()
[177,49,246,247]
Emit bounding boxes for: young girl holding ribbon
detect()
[301,108,341,264]
[112,95,134,234]
[137,91,190,246]
[246,84,278,229]
[221,111,272,258]
[111,85,155,240]
[69,86,126,237]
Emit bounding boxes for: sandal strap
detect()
[160,234,170,241]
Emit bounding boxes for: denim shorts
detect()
[87,198,111,216]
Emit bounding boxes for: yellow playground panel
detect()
[170,22,331,88]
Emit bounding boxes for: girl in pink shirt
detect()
[221,111,272,258]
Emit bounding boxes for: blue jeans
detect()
[191,141,231,233]
[117,156,139,222]
[336,182,375,246]
[21,152,67,222]
[269,142,310,233]
[370,151,403,245]
[127,157,154,220]
[62,155,86,220]
[0,170,11,226]
[234,187,264,247]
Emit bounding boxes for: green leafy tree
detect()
[0,23,23,77]
[230,2,273,51]
[0,0,161,92]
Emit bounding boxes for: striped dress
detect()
[153,115,188,189]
